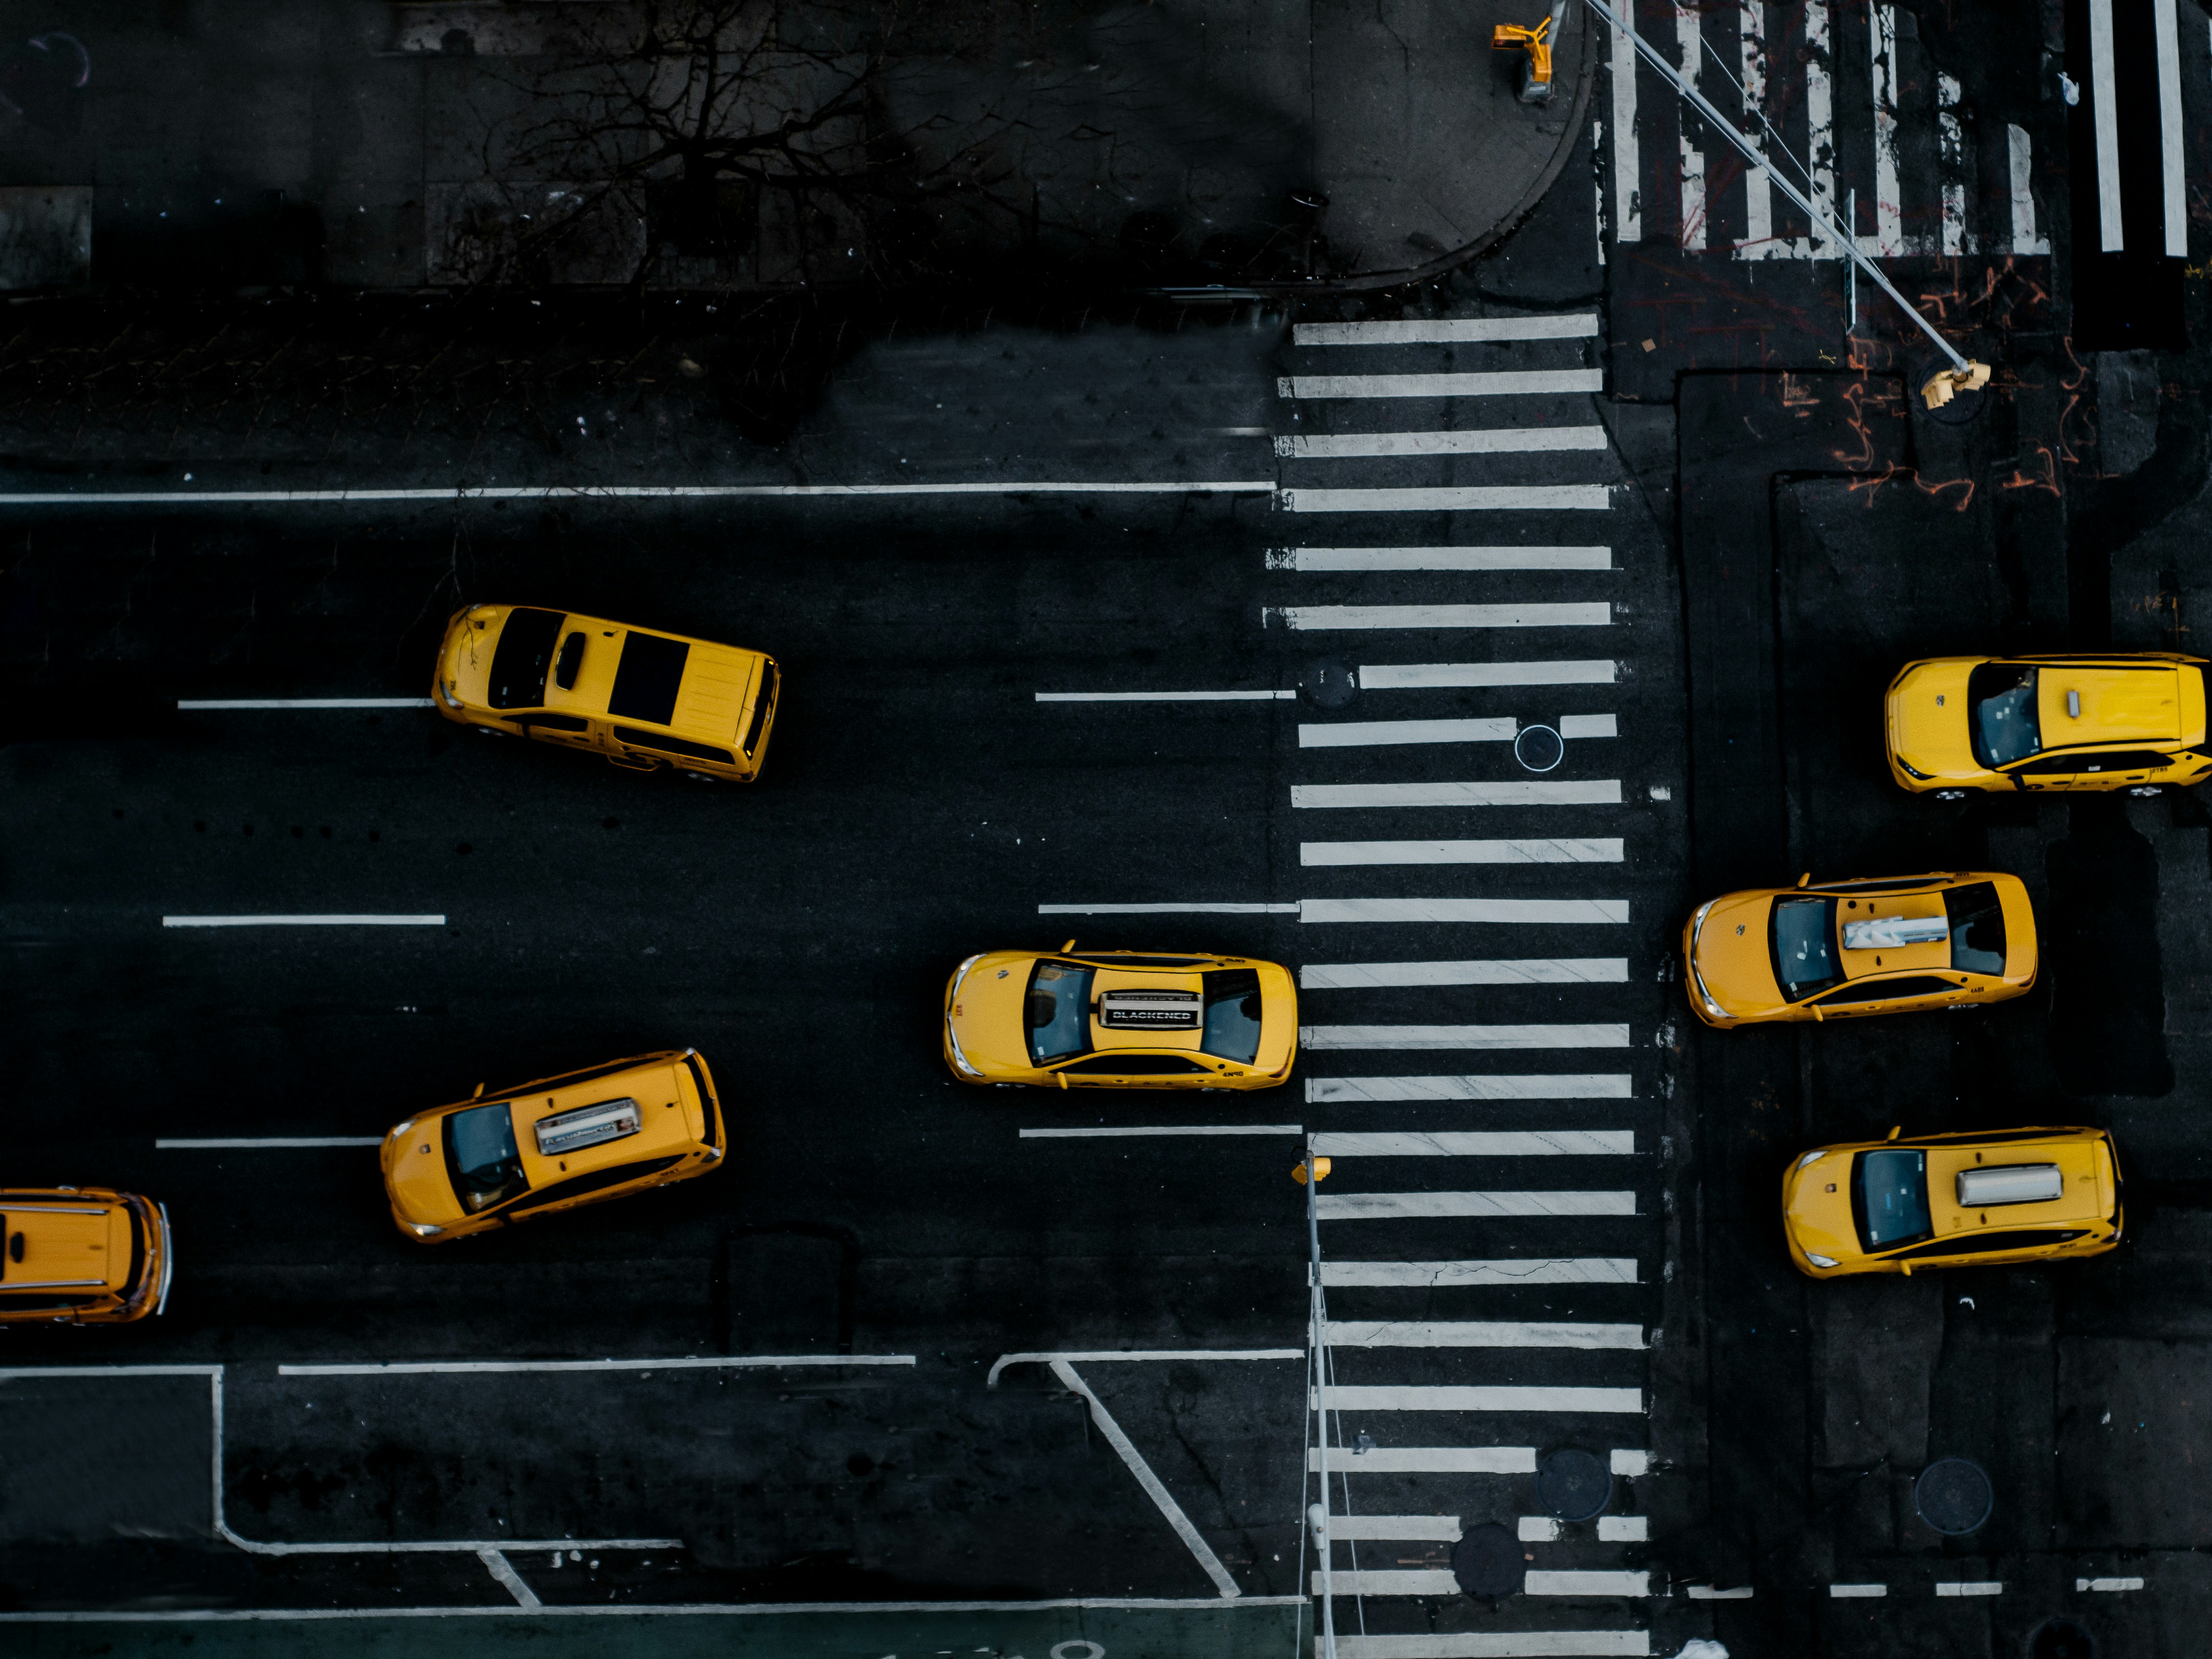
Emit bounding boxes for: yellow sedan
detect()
[943,946,1298,1089]
[1887,652,2211,798]
[1683,871,2035,1027]
[1783,1126,2121,1277]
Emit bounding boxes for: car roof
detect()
[438,1053,700,1179]
[517,608,768,747]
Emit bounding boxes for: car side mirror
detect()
[1055,1072,1069,1090]
[1887,1125,1902,1141]
[1061,938,1077,952]
[1796,872,1812,889]
[472,1082,486,1099]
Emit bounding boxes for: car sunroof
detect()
[608,631,690,725]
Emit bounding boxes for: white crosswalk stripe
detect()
[1299,838,1623,866]
[1270,546,1612,572]
[1278,369,1605,399]
[1266,601,1611,628]
[1319,1259,1639,1287]
[1299,1025,1632,1050]
[1313,1131,1636,1157]
[1358,659,1617,688]
[1317,1384,1645,1414]
[1323,1321,1646,1350]
[1300,959,1629,988]
[1306,1074,1634,1102]
[1293,780,1623,808]
[1275,427,1608,460]
[1318,1191,1638,1220]
[1326,1637,1653,1659]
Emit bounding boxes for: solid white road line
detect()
[1292,780,1622,807]
[1323,1321,1646,1350]
[1312,1130,1635,1156]
[2090,0,2122,251]
[1935,1581,2002,1597]
[278,1355,916,1376]
[1036,902,1301,914]
[1306,1074,1633,1103]
[1318,1191,1636,1219]
[158,1138,384,1150]
[1328,1514,1465,1541]
[2153,0,2186,255]
[1332,1631,1652,1658]
[1598,1517,1648,1543]
[1528,1571,1651,1597]
[1278,370,1604,399]
[1319,1259,1638,1287]
[1299,717,1517,747]
[1299,899,1630,925]
[1036,689,1295,702]
[1828,1584,1887,1599]
[1299,1024,1632,1050]
[2007,126,2050,255]
[1270,546,1612,572]
[178,698,435,710]
[0,481,1280,507]
[0,1596,1313,1624]
[1309,1446,1538,1474]
[162,914,445,927]
[1609,2,1641,245]
[1300,958,1629,988]
[1276,486,1611,514]
[1275,428,1607,460]
[1266,602,1611,631]
[1558,714,1617,739]
[1020,1125,1301,1139]
[1864,4,1904,256]
[1611,1450,1649,1476]
[1317,1383,1645,1414]
[478,1549,541,1611]
[1299,838,1623,866]
[1359,660,1617,688]
[1293,315,1599,346]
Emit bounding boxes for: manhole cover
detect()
[1514,723,1563,772]
[1535,1447,1612,1521]
[1450,1521,1524,1598]
[2028,1617,2096,1659]
[1303,661,1357,709]
[1914,1456,1993,1535]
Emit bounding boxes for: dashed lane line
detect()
[162,914,446,928]
[279,1355,916,1376]
[1269,546,1612,572]
[1277,370,1606,399]
[1299,899,1630,925]
[1276,486,1612,515]
[1311,1131,1635,1156]
[1317,1191,1637,1219]
[1316,1383,1645,1413]
[1305,1075,1633,1103]
[1275,428,1609,460]
[1936,1582,2004,1597]
[1299,959,1629,988]
[1293,314,1599,345]
[1299,838,1623,866]
[1292,781,1622,808]
[178,698,435,710]
[1300,1024,1632,1050]
[1318,1259,1639,1287]
[1266,602,1611,630]
[0,481,1280,507]
[1323,1321,1646,1350]
[1358,660,1617,688]
[1036,689,1296,702]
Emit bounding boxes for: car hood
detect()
[1887,661,1980,779]
[1783,1154,1859,1261]
[386,1128,463,1226]
[1692,891,1784,1014]
[946,953,1040,1073]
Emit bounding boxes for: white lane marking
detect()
[2078,1577,2145,1591]
[1052,1358,1243,1599]
[1268,602,1611,630]
[0,481,1279,507]
[178,698,435,710]
[0,1595,1312,1624]
[1306,1074,1633,1102]
[987,1349,1302,1385]
[1529,1571,1651,1597]
[1299,717,1518,747]
[1610,2,1641,244]
[1300,899,1630,925]
[1598,1517,1648,1542]
[1829,1584,1887,1598]
[1318,1383,1645,1414]
[1293,315,1599,345]
[1315,1569,1460,1596]
[1863,5,1905,257]
[1020,1125,1301,1139]
[1318,1191,1637,1219]
[1521,1516,1562,1541]
[1330,1514,1465,1541]
[1676,5,1705,251]
[1275,428,1608,460]
[1360,659,1617,688]
[1936,1581,2002,1597]
[477,1549,541,1611]
[1309,1446,1538,1474]
[1320,1259,1638,1287]
[1036,689,1295,702]
[2008,126,2050,255]
[1299,838,1623,866]
[1277,370,1604,399]
[1739,0,1771,250]
[1611,1450,1649,1476]
[1300,1025,1632,1050]
[278,1355,916,1376]
[1594,115,1607,264]
[1277,485,1612,514]
[2090,0,2122,251]
[1271,545,1612,572]
[1808,1,1838,258]
[2155,0,2186,255]
[1687,1585,1755,1599]
[1313,1130,1636,1156]
[1324,1321,1646,1350]
[1301,958,1629,988]
[1330,1626,1655,1654]
[163,914,446,927]
[1938,75,1971,257]
[1293,780,1622,807]
[159,1138,384,1150]
[1559,714,1617,739]
[1036,902,1301,914]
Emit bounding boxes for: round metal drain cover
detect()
[1536,1447,1612,1521]
[2028,1617,2096,1659]
[1451,1521,1524,1598]
[1914,1456,1993,1535]
[1304,661,1358,709]
[1514,723,1564,773]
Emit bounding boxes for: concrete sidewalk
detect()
[0,0,1592,294]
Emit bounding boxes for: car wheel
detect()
[683,770,721,784]
[2127,785,2164,798]
[1932,788,1969,802]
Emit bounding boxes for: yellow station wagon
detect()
[1783,1126,2121,1277]
[0,1187,172,1324]
[1684,871,2036,1027]
[1887,652,2212,797]
[943,946,1298,1089]
[435,604,778,782]
[382,1050,725,1242]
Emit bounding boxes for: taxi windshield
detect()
[1944,881,2007,975]
[1968,662,2040,768]
[1770,896,1840,1001]
[1854,1148,1932,1250]
[1025,961,1094,1064]
[1200,968,1264,1063]
[444,1103,529,1214]
[486,608,565,710]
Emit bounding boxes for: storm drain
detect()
[1535,1446,1612,1521]
[1913,1456,1993,1536]
[1450,1521,1524,1598]
[2028,1616,2096,1659]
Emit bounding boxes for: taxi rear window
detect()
[487,608,565,709]
[609,632,690,724]
[1201,968,1264,1063]
[445,1103,530,1214]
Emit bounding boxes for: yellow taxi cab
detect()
[1783,1126,2121,1277]
[1887,652,2212,798]
[1683,870,2035,1027]
[434,604,778,782]
[0,1187,172,1324]
[943,945,1298,1089]
[382,1049,725,1242]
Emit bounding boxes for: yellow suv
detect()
[944,947,1298,1089]
[1684,871,2036,1027]
[0,1188,172,1324]
[435,604,778,782]
[1887,652,2211,798]
[382,1050,725,1242]
[1784,1126,2121,1277]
